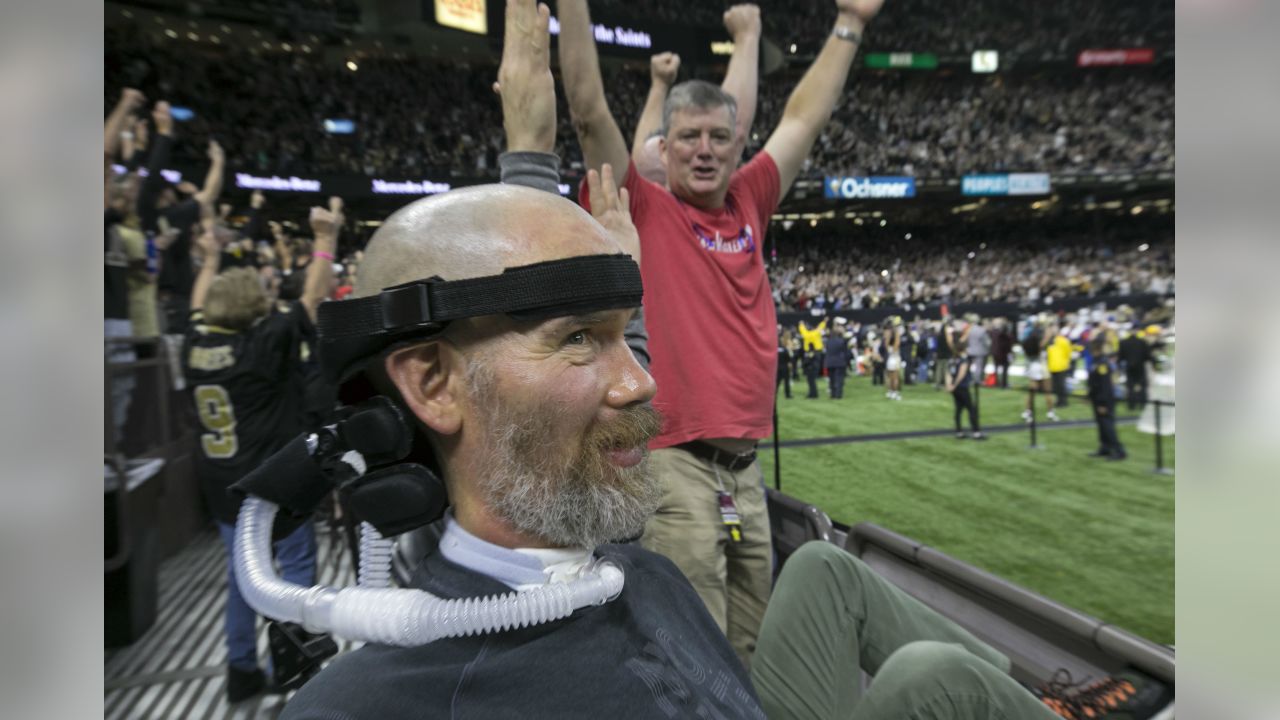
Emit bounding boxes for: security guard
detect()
[1087,337,1127,460]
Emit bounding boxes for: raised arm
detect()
[762,0,883,196]
[301,197,343,323]
[631,52,680,161]
[719,4,762,154]
[190,203,222,311]
[496,0,556,154]
[137,101,173,230]
[556,0,630,179]
[105,88,145,164]
[195,140,226,206]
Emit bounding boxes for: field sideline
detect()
[760,373,1175,645]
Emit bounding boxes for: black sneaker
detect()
[1034,668,1172,720]
[226,665,265,703]
[1107,453,1128,462]
[1088,450,1110,458]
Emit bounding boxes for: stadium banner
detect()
[484,3,708,61]
[864,52,938,70]
[434,0,488,35]
[824,176,917,199]
[114,164,576,199]
[961,173,1051,196]
[1076,48,1154,67]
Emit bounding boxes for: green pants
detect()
[641,447,773,671]
[752,542,1060,720]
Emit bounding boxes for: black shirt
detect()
[183,302,314,523]
[1022,329,1043,358]
[948,356,972,389]
[1088,361,1117,408]
[1117,336,1152,377]
[281,544,765,720]
[137,133,202,295]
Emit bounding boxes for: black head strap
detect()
[317,253,642,384]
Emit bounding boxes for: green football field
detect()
[760,372,1175,645]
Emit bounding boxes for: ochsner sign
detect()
[824,176,917,199]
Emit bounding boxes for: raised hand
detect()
[587,163,639,261]
[494,0,555,152]
[649,52,681,87]
[310,197,344,237]
[120,88,146,113]
[836,0,884,24]
[722,4,761,39]
[250,190,266,209]
[207,139,225,164]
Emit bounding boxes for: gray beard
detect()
[476,410,663,548]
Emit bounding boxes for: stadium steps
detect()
[104,522,356,720]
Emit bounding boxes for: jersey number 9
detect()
[195,384,239,459]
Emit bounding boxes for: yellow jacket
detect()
[798,319,827,352]
[1046,335,1072,373]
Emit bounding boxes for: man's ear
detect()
[384,341,463,436]
[658,137,669,170]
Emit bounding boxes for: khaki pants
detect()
[641,447,773,670]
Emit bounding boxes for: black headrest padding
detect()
[340,464,449,537]
[337,397,413,467]
[231,435,335,517]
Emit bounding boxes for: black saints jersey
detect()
[184,302,314,523]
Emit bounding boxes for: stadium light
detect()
[790,44,797,53]
[346,60,359,71]
[165,28,178,38]
[282,42,292,51]
[1139,243,1150,252]
[809,219,818,227]
[880,269,889,277]
[1131,206,1144,215]
[880,219,887,227]
[187,31,199,41]
[904,233,912,240]
[968,252,976,259]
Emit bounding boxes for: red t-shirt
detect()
[582,152,781,448]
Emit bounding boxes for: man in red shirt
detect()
[560,0,885,668]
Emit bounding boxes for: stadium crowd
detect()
[769,217,1175,312]
[106,31,1172,180]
